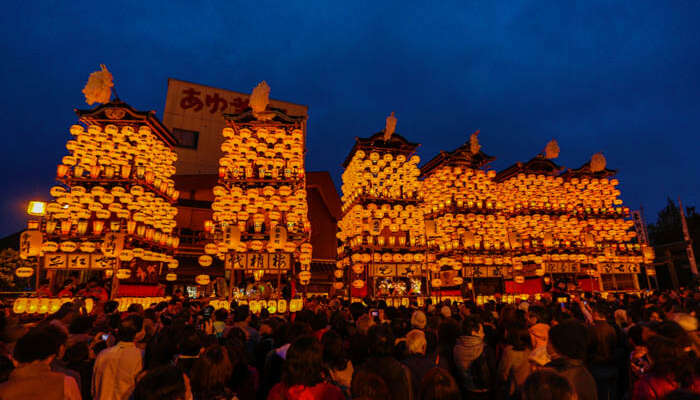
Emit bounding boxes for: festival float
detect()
[337,113,428,304]
[15,65,178,312]
[423,134,655,302]
[203,81,311,309]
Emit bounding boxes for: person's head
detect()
[506,323,532,351]
[614,309,629,327]
[647,335,684,377]
[43,323,69,358]
[368,324,395,357]
[179,328,202,357]
[64,341,90,365]
[406,329,427,356]
[103,300,119,314]
[411,310,427,330]
[128,303,144,313]
[214,308,228,322]
[190,345,232,393]
[351,369,390,400]
[522,370,576,400]
[133,365,186,400]
[283,336,324,387]
[234,306,250,324]
[322,330,348,371]
[548,320,587,360]
[461,315,483,338]
[440,306,452,319]
[118,315,144,342]
[13,328,57,364]
[356,314,374,336]
[419,368,460,400]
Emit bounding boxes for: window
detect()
[172,128,199,149]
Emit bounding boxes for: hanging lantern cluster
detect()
[337,116,427,294]
[341,150,422,207]
[207,82,311,286]
[421,136,644,288]
[39,121,180,272]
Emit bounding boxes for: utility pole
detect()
[679,198,698,276]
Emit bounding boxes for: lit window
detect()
[172,128,199,149]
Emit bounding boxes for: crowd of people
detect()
[1,286,700,400]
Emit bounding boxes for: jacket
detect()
[0,362,81,400]
[545,357,598,400]
[267,382,344,400]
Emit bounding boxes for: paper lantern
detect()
[60,241,78,252]
[166,273,177,281]
[289,298,303,312]
[15,267,34,278]
[195,274,211,285]
[116,269,132,280]
[167,259,179,269]
[19,230,42,259]
[27,298,39,314]
[352,279,365,289]
[199,255,213,267]
[13,298,27,314]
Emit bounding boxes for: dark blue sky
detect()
[1,1,698,237]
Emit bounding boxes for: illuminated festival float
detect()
[421,134,655,303]
[203,81,311,309]
[13,69,655,315]
[337,113,428,303]
[16,66,177,312]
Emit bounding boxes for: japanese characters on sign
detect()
[44,253,117,269]
[544,262,582,274]
[226,253,292,271]
[463,266,514,279]
[369,264,422,277]
[599,263,641,274]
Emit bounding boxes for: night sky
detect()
[1,1,698,237]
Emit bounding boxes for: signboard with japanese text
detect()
[544,262,582,274]
[226,253,292,271]
[163,79,308,174]
[44,253,67,269]
[67,253,90,269]
[368,264,421,277]
[463,266,513,279]
[44,253,117,270]
[91,254,117,270]
[600,263,641,274]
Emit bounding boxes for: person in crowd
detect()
[351,369,390,400]
[453,315,495,399]
[133,365,187,400]
[631,335,690,399]
[0,327,81,399]
[190,344,233,400]
[418,367,460,400]
[403,329,435,399]
[522,370,577,400]
[322,330,353,397]
[175,327,201,377]
[356,323,412,400]
[546,320,598,400]
[7,286,700,400]
[497,320,532,398]
[58,279,77,297]
[267,336,344,400]
[92,314,145,400]
[587,302,620,400]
